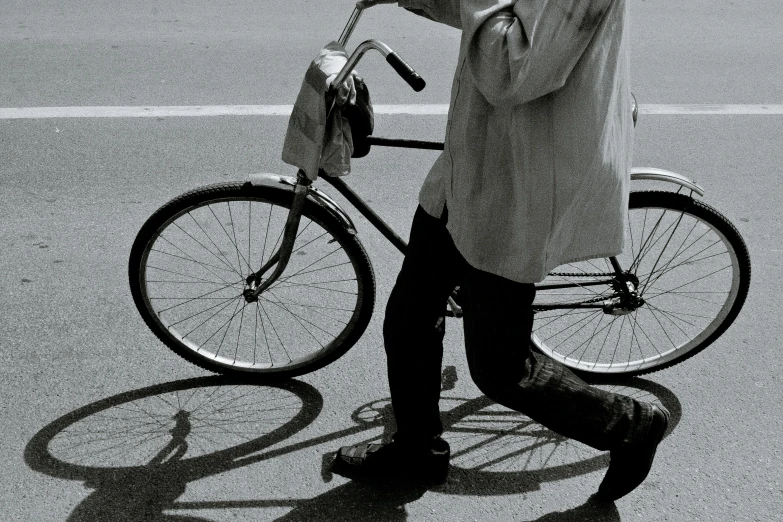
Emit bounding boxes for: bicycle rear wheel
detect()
[129,181,375,378]
[532,190,751,377]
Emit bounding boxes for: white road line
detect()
[2,104,783,119]
[0,105,296,118]
[642,104,783,115]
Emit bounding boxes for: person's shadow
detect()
[273,482,619,522]
[528,496,620,521]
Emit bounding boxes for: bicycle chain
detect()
[533,273,620,311]
[549,272,613,277]
[533,294,616,312]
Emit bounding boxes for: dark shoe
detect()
[597,404,670,501]
[333,437,450,484]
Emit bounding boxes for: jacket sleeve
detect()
[398,0,462,29]
[463,0,615,106]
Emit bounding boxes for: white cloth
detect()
[399,0,633,283]
[282,41,354,180]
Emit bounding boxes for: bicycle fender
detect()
[630,167,705,197]
[248,173,358,234]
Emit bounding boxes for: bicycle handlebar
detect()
[386,52,426,92]
[334,7,426,93]
[332,39,426,93]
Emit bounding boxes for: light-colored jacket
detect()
[399,0,633,283]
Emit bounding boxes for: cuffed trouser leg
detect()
[461,268,653,451]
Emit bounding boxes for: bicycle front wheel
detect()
[129,181,376,378]
[532,190,751,377]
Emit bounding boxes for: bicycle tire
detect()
[129,181,376,378]
[532,190,751,377]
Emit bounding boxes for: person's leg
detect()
[461,267,653,452]
[334,205,462,479]
[460,266,669,499]
[383,205,463,445]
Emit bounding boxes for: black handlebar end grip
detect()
[386,52,426,92]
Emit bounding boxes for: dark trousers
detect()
[384,206,652,451]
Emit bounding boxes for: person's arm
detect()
[398,0,461,28]
[359,0,461,29]
[463,0,615,106]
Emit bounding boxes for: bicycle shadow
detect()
[24,371,680,522]
[25,376,324,522]
[432,376,681,498]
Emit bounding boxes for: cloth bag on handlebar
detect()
[282,41,374,181]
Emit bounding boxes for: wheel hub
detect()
[243,275,261,303]
[604,273,645,315]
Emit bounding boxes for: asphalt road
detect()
[2,1,782,521]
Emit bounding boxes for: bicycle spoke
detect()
[644,302,700,331]
[155,233,237,284]
[533,309,599,330]
[181,214,243,279]
[274,245,345,283]
[580,314,619,364]
[643,304,679,350]
[572,312,606,365]
[261,294,340,342]
[264,291,352,325]
[640,239,728,291]
[150,246,233,279]
[639,230,721,290]
[639,211,687,294]
[195,298,246,355]
[145,264,233,287]
[248,200,252,275]
[256,302,273,365]
[628,311,661,358]
[272,280,358,296]
[233,297,246,363]
[261,202,274,266]
[644,286,727,308]
[540,309,603,344]
[631,207,665,272]
[153,281,242,313]
[647,264,732,297]
[280,259,353,279]
[207,203,252,273]
[258,300,291,364]
[165,295,240,329]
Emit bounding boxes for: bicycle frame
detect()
[245,151,701,312]
[244,165,648,315]
[322,173,647,314]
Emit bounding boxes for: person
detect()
[332,0,669,501]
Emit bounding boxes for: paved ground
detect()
[2,1,782,521]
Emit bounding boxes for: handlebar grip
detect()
[386,52,426,92]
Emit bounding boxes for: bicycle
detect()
[128,6,751,380]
